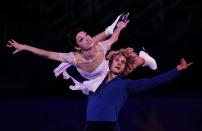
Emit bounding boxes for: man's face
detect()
[110,54,126,75]
[75,31,94,50]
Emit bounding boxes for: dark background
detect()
[0,1,202,131]
[0,0,201,95]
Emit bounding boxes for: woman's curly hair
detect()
[106,47,138,76]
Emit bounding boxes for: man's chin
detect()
[114,71,123,75]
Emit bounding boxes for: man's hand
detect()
[177,58,193,71]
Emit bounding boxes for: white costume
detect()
[53,40,111,95]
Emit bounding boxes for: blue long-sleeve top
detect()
[86,68,180,121]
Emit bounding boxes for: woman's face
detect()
[75,31,94,50]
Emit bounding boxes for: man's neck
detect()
[106,71,120,82]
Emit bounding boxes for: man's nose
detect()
[117,62,121,66]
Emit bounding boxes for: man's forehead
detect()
[115,54,126,60]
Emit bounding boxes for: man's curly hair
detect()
[106,47,138,76]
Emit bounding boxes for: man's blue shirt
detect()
[86,68,180,121]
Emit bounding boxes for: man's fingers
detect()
[187,62,194,67]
